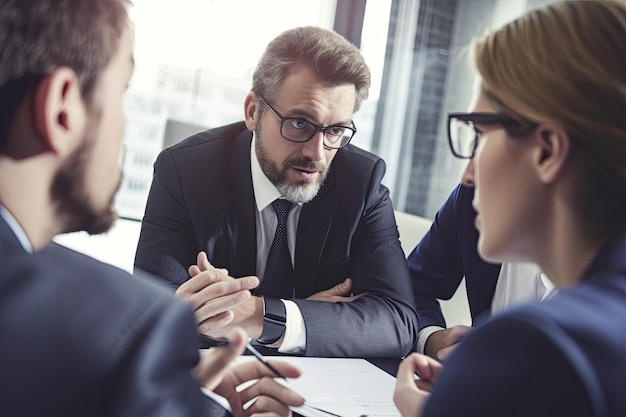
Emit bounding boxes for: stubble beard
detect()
[51,124,120,236]
[255,125,328,204]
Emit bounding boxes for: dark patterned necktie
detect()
[261,199,294,298]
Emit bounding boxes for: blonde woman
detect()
[394,1,626,416]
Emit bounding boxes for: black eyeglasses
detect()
[260,97,357,149]
[447,112,534,159]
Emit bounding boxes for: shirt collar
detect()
[250,133,283,213]
[0,204,33,253]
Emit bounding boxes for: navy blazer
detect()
[407,183,501,330]
[422,227,626,417]
[0,218,229,417]
[134,121,418,358]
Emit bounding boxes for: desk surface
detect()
[211,346,401,417]
[247,345,401,376]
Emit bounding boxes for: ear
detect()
[243,92,260,131]
[533,124,572,185]
[32,67,86,155]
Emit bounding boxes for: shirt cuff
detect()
[416,325,445,354]
[277,299,306,354]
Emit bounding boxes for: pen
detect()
[201,335,287,381]
[245,342,288,381]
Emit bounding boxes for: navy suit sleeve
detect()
[407,184,467,330]
[422,313,594,417]
[0,250,228,417]
[106,274,228,417]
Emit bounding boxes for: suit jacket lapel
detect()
[223,131,257,278]
[293,172,337,297]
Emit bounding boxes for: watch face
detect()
[258,296,286,344]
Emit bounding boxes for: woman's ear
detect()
[32,67,86,154]
[533,124,572,185]
[243,92,260,131]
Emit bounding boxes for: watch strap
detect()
[257,296,286,345]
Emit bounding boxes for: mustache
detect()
[284,156,325,171]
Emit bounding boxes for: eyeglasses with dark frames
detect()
[447,112,535,159]
[260,97,357,149]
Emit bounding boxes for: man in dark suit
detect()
[408,182,500,357]
[134,26,418,358]
[409,160,548,360]
[0,1,303,415]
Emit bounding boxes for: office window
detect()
[370,0,557,217]
[117,0,558,222]
[118,0,336,220]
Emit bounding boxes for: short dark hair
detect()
[0,0,131,145]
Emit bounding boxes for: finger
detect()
[415,355,443,382]
[415,379,435,392]
[239,378,305,411]
[188,265,202,277]
[343,291,369,302]
[195,335,245,389]
[197,251,212,270]
[197,310,235,333]
[194,291,250,321]
[443,325,472,345]
[241,378,305,405]
[328,278,352,296]
[396,353,421,386]
[179,270,225,296]
[197,252,229,273]
[187,278,257,312]
[227,327,248,353]
[195,252,232,276]
[189,277,257,309]
[242,396,290,417]
[437,343,459,361]
[228,360,302,387]
[178,268,237,297]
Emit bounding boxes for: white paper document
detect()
[203,356,401,417]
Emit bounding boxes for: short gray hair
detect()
[251,26,370,113]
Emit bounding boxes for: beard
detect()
[51,127,120,236]
[255,124,329,204]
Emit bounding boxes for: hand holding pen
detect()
[204,334,353,417]
[196,328,304,417]
[202,333,289,380]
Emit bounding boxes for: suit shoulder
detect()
[330,144,386,182]
[166,121,249,152]
[338,144,383,165]
[29,243,181,310]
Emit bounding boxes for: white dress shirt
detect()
[491,262,554,314]
[250,135,306,353]
[416,261,555,353]
[0,205,33,253]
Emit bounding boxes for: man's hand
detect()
[424,325,472,361]
[393,352,443,417]
[175,252,259,335]
[195,328,305,417]
[305,278,368,302]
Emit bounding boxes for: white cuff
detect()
[416,325,445,354]
[277,300,306,354]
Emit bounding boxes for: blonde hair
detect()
[473,0,626,232]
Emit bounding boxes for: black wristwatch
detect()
[257,296,286,345]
